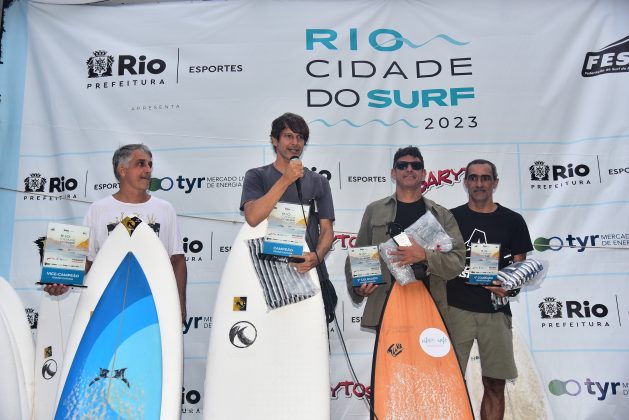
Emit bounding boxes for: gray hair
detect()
[112,144,152,181]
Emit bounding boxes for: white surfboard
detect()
[54,219,183,419]
[34,290,80,420]
[465,325,554,419]
[203,220,330,420]
[0,276,35,420]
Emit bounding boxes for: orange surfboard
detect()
[372,280,473,420]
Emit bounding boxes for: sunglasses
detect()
[394,161,424,171]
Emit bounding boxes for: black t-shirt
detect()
[394,199,426,231]
[394,198,428,287]
[447,203,533,314]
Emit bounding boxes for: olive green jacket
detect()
[345,194,465,329]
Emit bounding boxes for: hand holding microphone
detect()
[289,156,304,201]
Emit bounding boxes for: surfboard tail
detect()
[372,281,473,420]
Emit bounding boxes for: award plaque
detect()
[349,246,384,287]
[466,243,500,286]
[39,222,90,286]
[262,202,309,257]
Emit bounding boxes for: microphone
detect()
[289,156,303,201]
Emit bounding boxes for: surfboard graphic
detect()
[34,291,80,420]
[465,326,554,419]
[203,220,330,420]
[0,276,35,420]
[54,219,182,420]
[372,280,473,420]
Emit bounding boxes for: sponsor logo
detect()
[86,50,167,90]
[387,343,403,357]
[23,173,80,200]
[44,346,53,358]
[331,380,371,401]
[229,321,257,348]
[528,160,596,190]
[534,232,629,252]
[422,167,466,193]
[538,297,563,319]
[582,35,629,77]
[419,327,451,358]
[42,359,57,380]
[233,297,247,311]
[182,315,212,334]
[183,237,204,262]
[549,378,629,400]
[87,50,115,78]
[150,177,175,191]
[149,175,244,193]
[25,307,39,329]
[89,367,130,388]
[538,297,612,329]
[534,234,598,253]
[331,232,357,251]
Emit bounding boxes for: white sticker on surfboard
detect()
[0,276,35,420]
[54,220,183,419]
[203,220,330,420]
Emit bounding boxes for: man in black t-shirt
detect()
[345,146,465,329]
[447,159,533,420]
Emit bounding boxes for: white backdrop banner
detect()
[2,0,629,418]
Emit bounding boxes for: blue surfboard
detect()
[56,253,162,419]
[54,219,182,420]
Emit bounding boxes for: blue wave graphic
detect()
[311,118,419,128]
[56,252,161,420]
[377,34,469,48]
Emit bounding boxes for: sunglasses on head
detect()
[394,161,424,170]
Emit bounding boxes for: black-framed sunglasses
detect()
[394,161,424,171]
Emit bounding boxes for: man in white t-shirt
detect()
[44,144,188,320]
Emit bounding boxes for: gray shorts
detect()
[448,306,517,380]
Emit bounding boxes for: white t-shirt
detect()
[83,195,184,261]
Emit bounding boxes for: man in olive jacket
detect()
[345,147,465,329]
